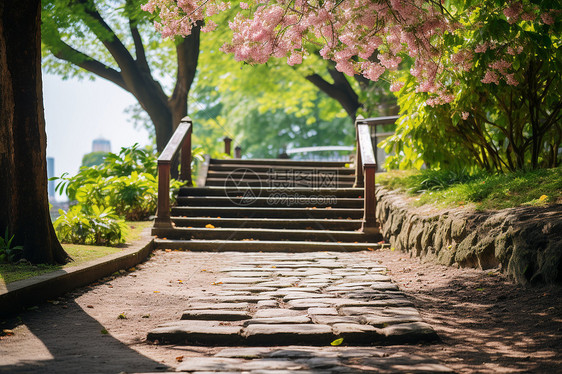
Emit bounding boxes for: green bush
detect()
[54,206,129,246]
[53,144,182,245]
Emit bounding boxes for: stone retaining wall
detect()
[376,187,562,285]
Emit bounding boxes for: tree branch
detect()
[48,37,127,90]
[305,71,360,120]
[129,19,149,72]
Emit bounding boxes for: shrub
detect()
[54,206,129,246]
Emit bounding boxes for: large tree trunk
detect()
[0,0,69,264]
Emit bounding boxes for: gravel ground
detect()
[1,247,561,373]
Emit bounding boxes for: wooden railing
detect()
[354,115,399,233]
[154,117,192,228]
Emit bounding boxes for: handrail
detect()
[154,117,193,228]
[356,115,399,126]
[354,115,398,233]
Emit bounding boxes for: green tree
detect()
[82,151,108,167]
[384,1,562,172]
[42,0,200,152]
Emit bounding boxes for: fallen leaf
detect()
[326,206,332,209]
[101,328,109,335]
[87,305,94,309]
[142,314,150,318]
[118,312,127,319]
[153,291,161,293]
[176,356,184,362]
[539,194,548,202]
[205,224,215,228]
[331,338,344,346]
[367,247,375,251]
[165,249,172,252]
[2,329,14,336]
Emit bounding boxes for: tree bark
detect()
[305,66,361,121]
[0,0,69,264]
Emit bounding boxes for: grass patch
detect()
[377,167,562,210]
[0,221,153,285]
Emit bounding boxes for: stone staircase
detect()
[152,158,383,252]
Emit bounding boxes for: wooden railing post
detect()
[234,146,242,159]
[223,137,232,156]
[155,162,172,228]
[180,119,192,185]
[362,164,378,233]
[154,118,193,229]
[354,116,364,188]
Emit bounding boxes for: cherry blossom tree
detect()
[143,0,561,170]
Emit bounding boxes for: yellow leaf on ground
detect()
[205,224,215,228]
[539,195,548,202]
[331,338,344,346]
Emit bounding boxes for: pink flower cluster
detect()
[141,0,560,105]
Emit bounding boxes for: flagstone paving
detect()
[147,252,438,347]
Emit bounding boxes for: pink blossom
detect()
[505,73,519,86]
[461,112,469,120]
[481,70,499,85]
[240,2,249,9]
[287,52,302,66]
[390,81,405,92]
[541,13,555,25]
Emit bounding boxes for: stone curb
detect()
[0,230,155,317]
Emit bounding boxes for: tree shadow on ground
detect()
[389,264,562,373]
[0,299,170,374]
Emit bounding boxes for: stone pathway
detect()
[146,252,450,372]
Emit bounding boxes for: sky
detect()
[43,73,151,180]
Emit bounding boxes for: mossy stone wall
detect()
[376,187,562,284]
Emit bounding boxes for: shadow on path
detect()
[0,298,169,374]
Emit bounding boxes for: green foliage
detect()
[384,1,562,172]
[53,145,181,245]
[54,206,129,246]
[377,167,562,210]
[0,228,24,263]
[81,151,108,167]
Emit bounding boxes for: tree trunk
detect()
[0,0,69,264]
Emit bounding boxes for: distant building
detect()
[47,157,55,200]
[92,137,111,153]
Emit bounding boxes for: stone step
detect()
[210,158,349,167]
[168,347,453,373]
[171,206,364,219]
[175,196,363,208]
[152,227,379,242]
[207,164,354,174]
[154,239,382,252]
[206,170,356,181]
[171,217,363,230]
[178,187,363,198]
[204,179,355,188]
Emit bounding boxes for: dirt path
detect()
[1,248,561,373]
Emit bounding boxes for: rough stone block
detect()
[381,322,439,343]
[147,321,243,345]
[254,309,306,318]
[243,315,311,326]
[181,310,252,321]
[243,324,335,345]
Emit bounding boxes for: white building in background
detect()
[92,137,111,153]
